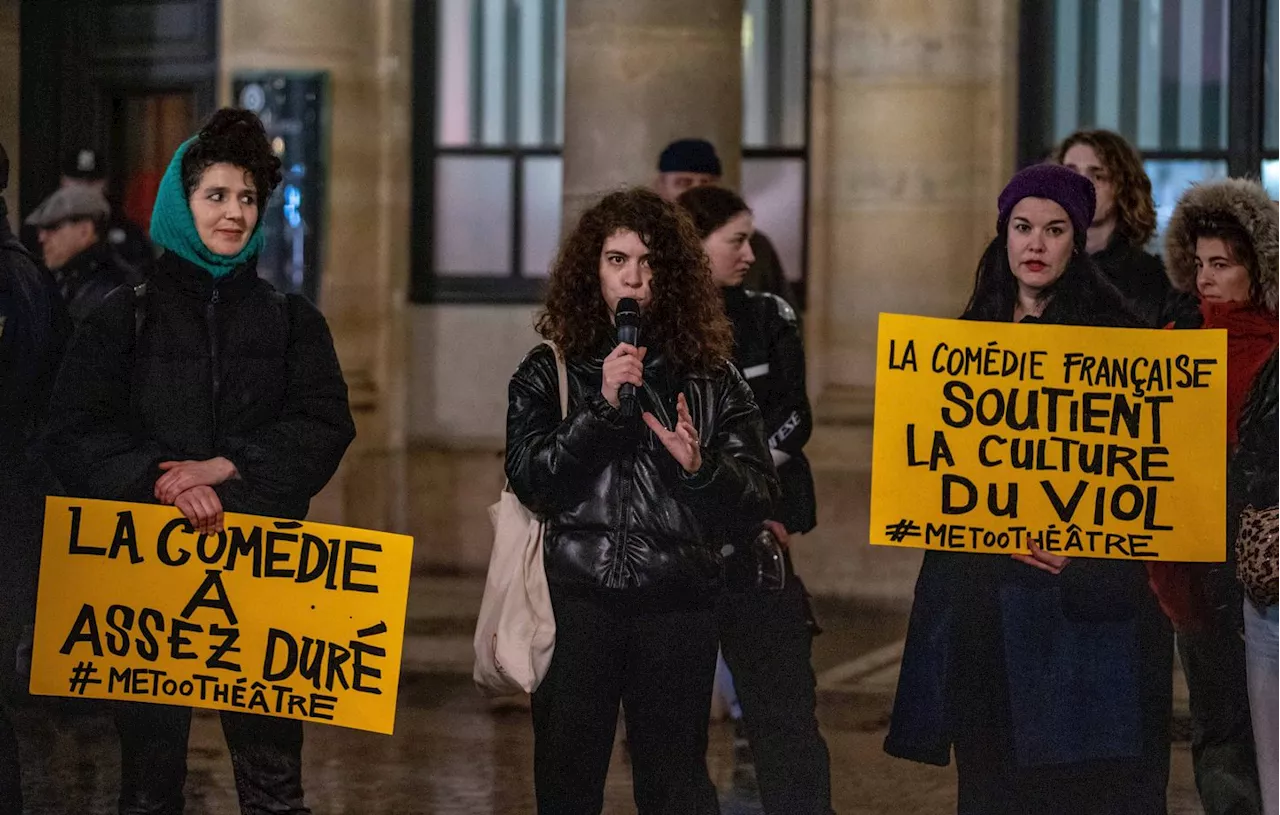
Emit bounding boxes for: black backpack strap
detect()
[132,282,148,343]
[131,284,289,346]
[270,290,291,342]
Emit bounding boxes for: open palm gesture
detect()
[643,392,703,474]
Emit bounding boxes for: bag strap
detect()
[132,282,148,343]
[542,339,569,419]
[134,283,290,346]
[501,341,568,498]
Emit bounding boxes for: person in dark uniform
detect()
[60,147,155,277]
[654,138,799,310]
[24,185,140,324]
[677,185,833,815]
[0,140,71,815]
[1053,130,1182,327]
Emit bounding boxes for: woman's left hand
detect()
[643,393,703,474]
[155,457,239,505]
[1012,538,1070,575]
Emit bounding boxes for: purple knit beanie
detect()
[997,163,1096,248]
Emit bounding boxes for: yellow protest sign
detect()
[870,314,1227,562]
[31,497,414,735]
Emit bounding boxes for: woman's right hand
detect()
[174,485,225,536]
[601,344,647,409]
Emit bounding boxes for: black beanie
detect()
[658,139,723,176]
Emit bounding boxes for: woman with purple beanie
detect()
[884,164,1174,814]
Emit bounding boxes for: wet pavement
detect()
[12,576,1205,814]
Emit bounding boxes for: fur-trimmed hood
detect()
[1164,178,1278,313]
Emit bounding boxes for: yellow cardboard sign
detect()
[31,497,414,734]
[870,314,1227,562]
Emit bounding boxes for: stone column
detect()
[796,0,1017,602]
[562,0,743,226]
[811,0,1016,395]
[0,0,19,224]
[219,0,413,531]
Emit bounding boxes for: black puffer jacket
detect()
[1,200,70,621]
[45,251,355,520]
[723,286,815,533]
[506,342,779,595]
[52,240,140,325]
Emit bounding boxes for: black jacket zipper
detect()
[207,287,221,433]
[609,451,637,587]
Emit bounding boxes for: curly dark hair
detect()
[676,185,750,239]
[1053,129,1157,247]
[536,187,732,373]
[181,108,282,204]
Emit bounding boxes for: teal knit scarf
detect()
[149,136,264,278]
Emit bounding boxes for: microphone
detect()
[615,297,641,418]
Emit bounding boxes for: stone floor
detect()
[12,576,1206,814]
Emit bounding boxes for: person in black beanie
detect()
[653,138,798,309]
[884,163,1173,814]
[0,140,71,814]
[677,185,832,815]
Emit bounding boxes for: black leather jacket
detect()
[506,342,779,595]
[1229,352,1278,525]
[723,286,816,533]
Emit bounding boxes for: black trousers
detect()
[0,620,23,815]
[531,588,720,815]
[115,702,310,815]
[718,578,834,815]
[0,701,18,815]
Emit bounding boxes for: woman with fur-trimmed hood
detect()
[1150,177,1277,815]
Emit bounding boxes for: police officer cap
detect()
[25,186,111,229]
[658,139,723,176]
[63,147,107,181]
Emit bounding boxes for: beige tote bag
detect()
[473,341,567,696]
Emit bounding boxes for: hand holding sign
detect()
[1012,539,1069,575]
[173,486,224,536]
[155,457,239,504]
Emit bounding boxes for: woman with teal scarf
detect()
[46,109,355,815]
